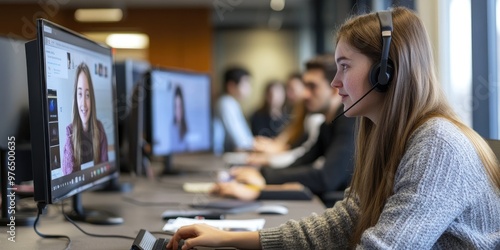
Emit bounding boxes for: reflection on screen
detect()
[151,70,211,155]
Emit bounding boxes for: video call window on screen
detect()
[149,69,212,156]
[44,38,114,181]
[26,19,119,205]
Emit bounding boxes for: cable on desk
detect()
[122,195,180,206]
[33,202,72,250]
[61,202,135,240]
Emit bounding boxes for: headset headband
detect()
[377,11,393,86]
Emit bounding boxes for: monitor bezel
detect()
[27,19,119,204]
[146,66,213,156]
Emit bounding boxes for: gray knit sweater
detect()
[259,118,500,249]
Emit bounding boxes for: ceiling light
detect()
[270,0,285,11]
[106,33,149,49]
[75,9,123,22]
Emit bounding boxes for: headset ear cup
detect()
[369,62,381,89]
[385,60,394,88]
[369,60,394,92]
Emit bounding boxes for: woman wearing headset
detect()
[167,7,500,249]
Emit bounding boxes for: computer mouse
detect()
[256,205,289,215]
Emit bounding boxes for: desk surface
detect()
[0,156,325,250]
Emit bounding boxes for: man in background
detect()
[214,67,254,152]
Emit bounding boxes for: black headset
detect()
[369,11,394,92]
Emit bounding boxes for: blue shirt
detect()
[215,95,253,152]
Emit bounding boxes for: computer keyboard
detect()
[131,229,177,250]
[131,229,239,250]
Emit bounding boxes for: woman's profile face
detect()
[269,84,286,109]
[332,38,384,123]
[174,95,183,123]
[76,72,91,129]
[286,78,305,104]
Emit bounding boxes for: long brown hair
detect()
[281,74,306,146]
[71,62,102,166]
[336,7,500,246]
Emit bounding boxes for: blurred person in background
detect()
[214,54,356,201]
[250,73,324,168]
[214,67,253,152]
[250,80,288,138]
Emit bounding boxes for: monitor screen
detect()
[149,69,211,156]
[26,19,118,204]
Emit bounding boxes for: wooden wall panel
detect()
[0,4,212,72]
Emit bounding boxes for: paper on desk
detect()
[183,182,215,193]
[162,217,265,232]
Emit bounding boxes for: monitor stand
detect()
[161,155,183,176]
[65,193,124,225]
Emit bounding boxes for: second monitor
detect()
[146,68,212,174]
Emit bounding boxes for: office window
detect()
[449,0,472,126]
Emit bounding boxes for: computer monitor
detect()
[0,36,30,147]
[25,19,122,224]
[146,68,212,174]
[0,35,37,226]
[115,60,150,175]
[115,59,150,122]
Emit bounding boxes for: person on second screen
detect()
[171,85,189,152]
[215,67,253,152]
[250,80,288,138]
[168,7,500,250]
[63,62,108,175]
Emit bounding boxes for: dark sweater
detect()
[261,107,356,195]
[250,109,288,138]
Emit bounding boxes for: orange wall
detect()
[0,4,212,72]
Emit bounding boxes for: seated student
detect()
[249,74,325,168]
[215,54,357,198]
[214,67,254,152]
[250,80,288,138]
[252,73,308,153]
[167,7,500,249]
